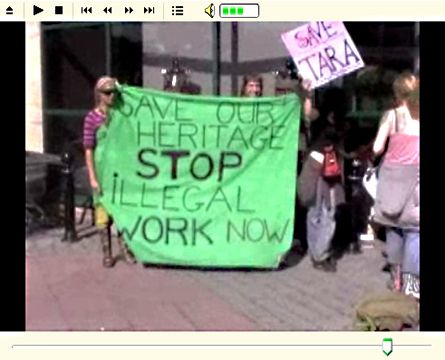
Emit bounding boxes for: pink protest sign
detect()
[281,21,365,88]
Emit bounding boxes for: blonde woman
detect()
[373,72,419,298]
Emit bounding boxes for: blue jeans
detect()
[386,227,419,276]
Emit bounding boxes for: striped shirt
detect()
[83,109,106,149]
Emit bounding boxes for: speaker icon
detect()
[204,3,214,18]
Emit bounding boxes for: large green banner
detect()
[95,85,300,268]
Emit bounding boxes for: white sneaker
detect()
[403,273,420,300]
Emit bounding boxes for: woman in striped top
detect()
[83,76,136,268]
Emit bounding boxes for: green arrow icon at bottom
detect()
[382,338,393,356]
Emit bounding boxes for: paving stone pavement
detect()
[26,221,388,331]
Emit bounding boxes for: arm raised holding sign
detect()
[281,22,365,89]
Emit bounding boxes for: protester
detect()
[372,72,419,299]
[298,86,351,271]
[240,74,263,97]
[273,66,319,255]
[298,126,346,272]
[296,84,317,255]
[83,76,136,268]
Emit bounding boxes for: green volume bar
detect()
[219,4,260,18]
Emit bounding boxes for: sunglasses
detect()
[101,89,116,96]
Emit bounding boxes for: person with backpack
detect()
[298,128,346,272]
[297,86,354,271]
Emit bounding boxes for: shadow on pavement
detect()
[140,246,306,273]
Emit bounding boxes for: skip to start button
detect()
[220,3,259,18]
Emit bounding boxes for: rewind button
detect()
[103,7,112,14]
[81,7,92,14]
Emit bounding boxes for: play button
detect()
[33,5,43,15]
